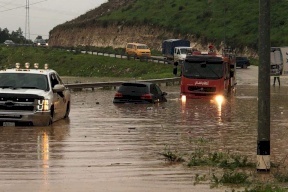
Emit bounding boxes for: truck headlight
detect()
[215,95,224,105]
[37,99,49,111]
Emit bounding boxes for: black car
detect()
[113,82,167,104]
[236,56,250,69]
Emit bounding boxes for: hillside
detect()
[49,0,288,56]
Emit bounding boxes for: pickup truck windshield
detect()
[0,73,49,91]
[183,62,223,79]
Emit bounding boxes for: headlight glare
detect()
[37,99,49,111]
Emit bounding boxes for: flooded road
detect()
[1,66,288,192]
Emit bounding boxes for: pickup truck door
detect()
[50,73,65,120]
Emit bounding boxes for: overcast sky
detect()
[0,0,108,40]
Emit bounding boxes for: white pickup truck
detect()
[0,63,70,126]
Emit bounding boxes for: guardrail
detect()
[60,47,173,65]
[66,77,180,91]
[79,50,173,64]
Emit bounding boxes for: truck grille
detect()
[188,86,216,93]
[0,93,44,112]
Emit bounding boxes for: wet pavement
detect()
[1,66,288,191]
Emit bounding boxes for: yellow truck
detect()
[125,43,151,58]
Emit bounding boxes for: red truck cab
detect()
[173,48,236,100]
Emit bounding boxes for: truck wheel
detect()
[243,64,247,69]
[48,106,54,125]
[64,102,70,118]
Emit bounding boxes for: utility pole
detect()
[257,0,271,171]
[25,0,30,41]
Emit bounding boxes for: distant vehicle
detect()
[113,82,167,104]
[236,56,250,68]
[0,63,70,126]
[33,38,48,46]
[4,40,15,46]
[270,47,288,76]
[125,43,151,58]
[162,39,193,66]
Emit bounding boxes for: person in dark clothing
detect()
[273,64,281,86]
[273,75,280,86]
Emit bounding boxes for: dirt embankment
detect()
[48,0,257,56]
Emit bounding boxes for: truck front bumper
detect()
[0,110,51,126]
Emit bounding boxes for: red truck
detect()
[173,46,236,100]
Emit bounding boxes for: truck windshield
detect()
[137,45,149,49]
[179,48,192,54]
[183,62,223,79]
[0,73,49,91]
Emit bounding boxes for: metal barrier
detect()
[66,77,180,91]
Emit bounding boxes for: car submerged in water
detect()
[113,82,167,104]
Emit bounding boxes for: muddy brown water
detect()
[1,67,288,191]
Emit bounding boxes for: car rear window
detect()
[118,83,149,94]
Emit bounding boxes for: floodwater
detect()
[1,68,288,191]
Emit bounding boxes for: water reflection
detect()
[37,130,50,184]
[0,119,70,177]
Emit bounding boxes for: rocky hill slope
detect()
[49,0,288,55]
[49,0,197,51]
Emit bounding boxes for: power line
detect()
[0,0,47,13]
[0,1,15,9]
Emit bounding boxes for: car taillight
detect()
[114,92,123,98]
[141,94,153,99]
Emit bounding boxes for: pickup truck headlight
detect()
[37,99,49,111]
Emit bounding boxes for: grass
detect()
[0,46,174,80]
[159,137,288,191]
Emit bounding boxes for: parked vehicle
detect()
[236,56,250,68]
[0,63,70,126]
[125,43,151,58]
[162,39,193,65]
[113,82,167,104]
[270,47,288,76]
[173,46,236,99]
[4,40,15,46]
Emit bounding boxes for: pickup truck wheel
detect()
[243,64,247,69]
[48,106,54,125]
[64,102,70,118]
